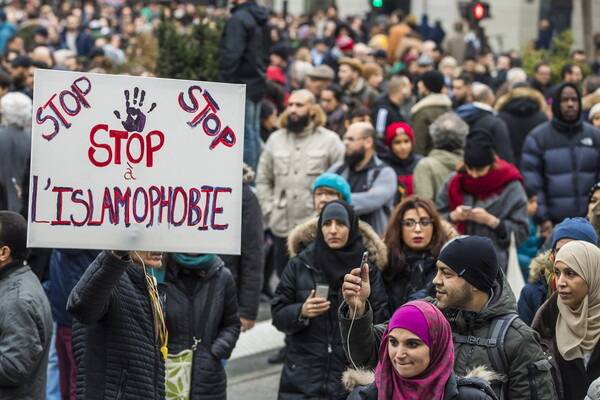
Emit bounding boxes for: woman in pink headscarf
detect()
[347,300,497,400]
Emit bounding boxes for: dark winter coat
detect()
[58,28,94,57]
[455,102,515,164]
[339,273,557,400]
[163,257,240,399]
[371,94,406,138]
[531,292,600,400]
[436,177,529,270]
[218,1,269,102]
[49,249,101,326]
[271,243,388,400]
[382,151,423,204]
[68,251,166,400]
[346,372,498,400]
[520,119,600,224]
[384,252,437,314]
[220,183,264,321]
[0,261,53,400]
[496,88,548,167]
[0,125,30,212]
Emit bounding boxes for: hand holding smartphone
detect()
[360,251,369,283]
[315,284,329,299]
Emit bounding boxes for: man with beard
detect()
[8,55,33,98]
[339,235,557,400]
[256,89,344,279]
[337,58,377,108]
[328,122,396,235]
[521,83,600,235]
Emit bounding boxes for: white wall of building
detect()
[261,0,600,54]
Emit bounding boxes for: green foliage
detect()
[155,10,223,82]
[522,29,575,84]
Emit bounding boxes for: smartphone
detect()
[461,205,473,211]
[315,283,329,299]
[360,251,369,281]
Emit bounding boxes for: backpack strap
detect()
[451,313,518,400]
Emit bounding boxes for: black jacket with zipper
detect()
[271,242,388,400]
[68,251,165,400]
[162,257,240,399]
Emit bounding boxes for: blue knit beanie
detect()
[552,217,598,249]
[312,173,352,203]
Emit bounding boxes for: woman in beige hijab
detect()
[531,240,600,400]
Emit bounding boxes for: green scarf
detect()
[172,253,216,270]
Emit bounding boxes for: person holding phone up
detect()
[271,200,388,400]
[435,128,529,270]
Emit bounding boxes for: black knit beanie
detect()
[320,201,350,228]
[421,70,445,94]
[464,128,495,167]
[438,236,499,293]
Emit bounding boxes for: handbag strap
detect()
[192,275,218,350]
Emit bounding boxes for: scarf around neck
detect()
[375,300,454,399]
[447,157,523,234]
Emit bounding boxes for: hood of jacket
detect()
[287,217,388,269]
[232,1,268,25]
[410,93,452,115]
[440,271,517,332]
[455,102,494,124]
[341,365,501,393]
[495,87,547,116]
[427,148,463,171]
[582,91,600,111]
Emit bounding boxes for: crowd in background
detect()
[4,0,600,399]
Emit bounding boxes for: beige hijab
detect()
[555,241,600,361]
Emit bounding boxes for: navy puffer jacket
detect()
[521,83,600,223]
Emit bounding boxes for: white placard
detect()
[28,70,244,254]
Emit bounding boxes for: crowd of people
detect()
[4,0,600,399]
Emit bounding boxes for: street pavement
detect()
[225,299,285,399]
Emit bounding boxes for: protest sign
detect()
[28,70,245,254]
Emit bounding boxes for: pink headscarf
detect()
[375,300,454,400]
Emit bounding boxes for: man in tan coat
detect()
[256,89,344,279]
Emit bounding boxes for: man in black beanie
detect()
[339,235,557,400]
[410,69,452,156]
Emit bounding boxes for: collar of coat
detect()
[410,93,452,115]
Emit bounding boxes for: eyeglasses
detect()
[343,136,367,143]
[401,218,433,228]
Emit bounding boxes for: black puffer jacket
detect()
[271,243,388,400]
[496,87,548,167]
[68,251,165,400]
[218,1,269,102]
[163,257,240,399]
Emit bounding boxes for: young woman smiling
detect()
[346,300,496,400]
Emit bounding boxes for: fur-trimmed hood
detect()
[494,87,547,114]
[527,249,552,283]
[583,91,600,111]
[342,365,502,392]
[287,217,388,270]
[410,93,452,115]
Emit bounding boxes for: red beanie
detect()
[385,122,414,147]
[266,66,286,85]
